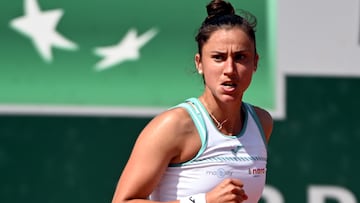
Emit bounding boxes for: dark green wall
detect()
[0,116,150,203]
[264,77,360,202]
[1,76,359,203]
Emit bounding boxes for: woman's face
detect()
[195,27,258,103]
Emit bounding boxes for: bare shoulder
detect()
[140,107,193,145]
[145,106,196,138]
[138,106,200,162]
[252,105,273,143]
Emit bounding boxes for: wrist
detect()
[180,193,206,203]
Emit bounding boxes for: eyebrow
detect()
[209,49,251,54]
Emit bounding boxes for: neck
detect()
[199,96,243,135]
[208,111,228,130]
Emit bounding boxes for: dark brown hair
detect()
[195,0,258,55]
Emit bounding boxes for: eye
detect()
[234,53,246,62]
[212,54,226,62]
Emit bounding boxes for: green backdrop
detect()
[0,0,276,110]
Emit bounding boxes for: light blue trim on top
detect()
[189,97,248,139]
[168,100,208,167]
[243,103,268,149]
[168,98,267,166]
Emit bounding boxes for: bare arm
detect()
[111,108,197,203]
[254,106,274,143]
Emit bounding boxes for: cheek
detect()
[202,62,219,75]
[203,72,216,84]
[202,68,221,85]
[238,67,255,85]
[238,64,254,75]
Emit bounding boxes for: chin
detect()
[219,94,242,103]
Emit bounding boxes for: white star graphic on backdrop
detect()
[94,28,158,71]
[9,0,78,62]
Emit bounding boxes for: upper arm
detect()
[253,106,273,143]
[112,108,193,203]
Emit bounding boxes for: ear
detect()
[253,53,259,72]
[195,53,203,74]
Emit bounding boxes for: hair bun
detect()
[206,0,235,19]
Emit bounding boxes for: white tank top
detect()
[150,98,267,203]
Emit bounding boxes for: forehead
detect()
[203,27,254,52]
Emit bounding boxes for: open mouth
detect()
[222,82,237,88]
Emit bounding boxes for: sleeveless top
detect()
[149,98,267,203]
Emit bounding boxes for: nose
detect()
[223,57,236,75]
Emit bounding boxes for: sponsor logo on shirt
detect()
[248,167,266,177]
[206,168,233,178]
[231,145,243,156]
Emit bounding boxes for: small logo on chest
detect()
[231,145,243,156]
